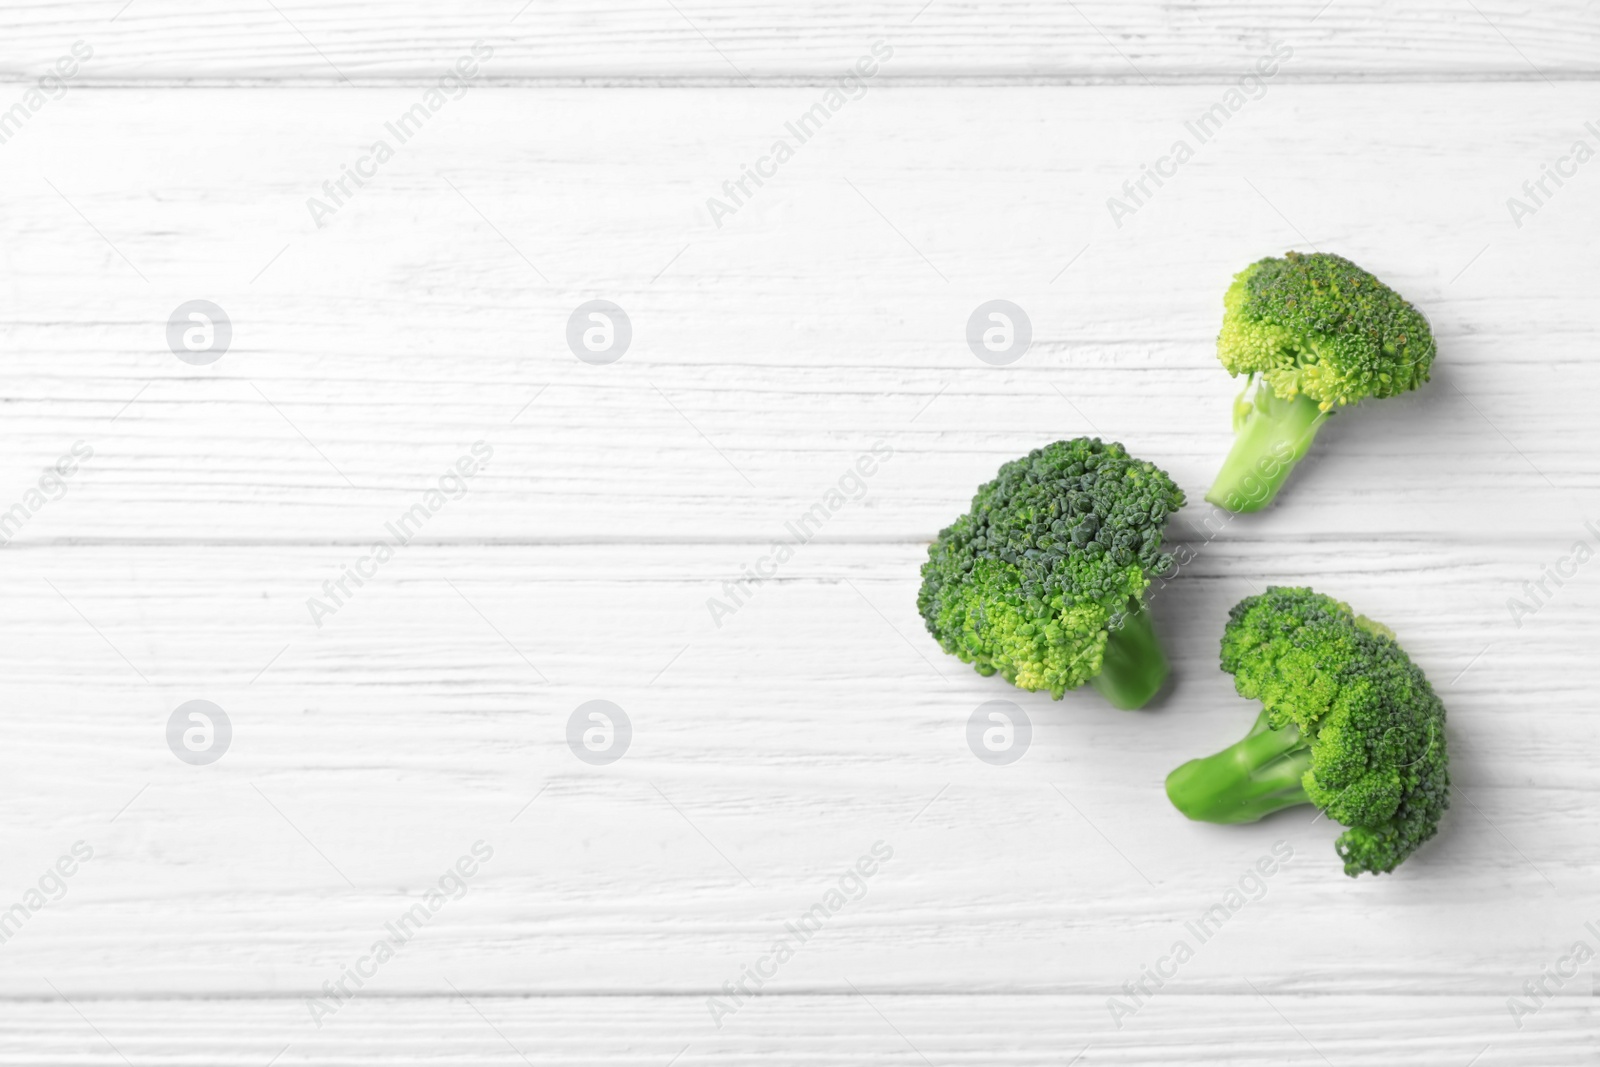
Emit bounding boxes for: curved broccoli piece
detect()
[1207,251,1437,513]
[1164,587,1449,877]
[917,438,1185,709]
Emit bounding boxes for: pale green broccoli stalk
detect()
[1207,252,1437,513]
[917,438,1185,710]
[1165,587,1450,877]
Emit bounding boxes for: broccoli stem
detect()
[1165,708,1314,823]
[1205,382,1329,513]
[1088,598,1169,710]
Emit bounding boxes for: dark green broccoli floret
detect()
[1165,587,1450,877]
[1207,251,1437,513]
[917,438,1184,709]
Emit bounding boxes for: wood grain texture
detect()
[0,995,1594,1065]
[0,540,1591,1000]
[0,85,1595,544]
[0,2,1598,82]
[7,6,1600,1060]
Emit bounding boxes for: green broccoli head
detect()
[1218,251,1436,412]
[917,438,1184,707]
[1209,587,1449,876]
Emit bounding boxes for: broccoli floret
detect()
[1206,252,1437,513]
[1164,587,1449,877]
[917,438,1185,709]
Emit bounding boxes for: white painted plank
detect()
[0,30,1596,1067]
[0,2,1596,82]
[0,541,1591,994]
[0,994,1592,1064]
[0,85,1595,543]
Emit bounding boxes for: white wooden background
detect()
[2,2,1599,1063]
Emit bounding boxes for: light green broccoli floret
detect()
[1208,251,1437,512]
[1165,587,1450,877]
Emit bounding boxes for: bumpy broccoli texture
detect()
[1165,587,1449,876]
[917,438,1185,710]
[1208,251,1437,513]
[1218,251,1436,408]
